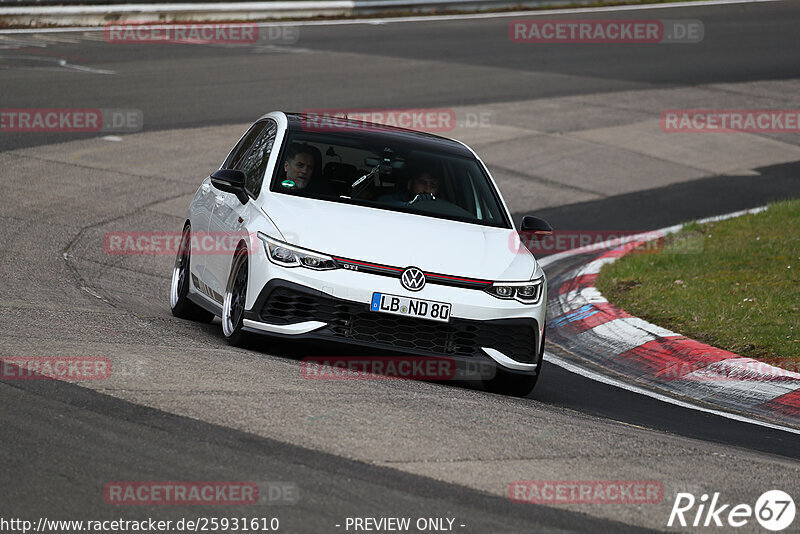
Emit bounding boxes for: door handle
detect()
[214,195,225,206]
[201,183,211,194]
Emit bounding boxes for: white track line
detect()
[544,351,800,435]
[541,204,800,434]
[0,0,784,34]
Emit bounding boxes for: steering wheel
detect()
[407,193,437,205]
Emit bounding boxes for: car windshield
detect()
[270,130,510,228]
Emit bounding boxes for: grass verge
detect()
[596,199,800,367]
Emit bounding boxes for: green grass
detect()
[595,199,800,366]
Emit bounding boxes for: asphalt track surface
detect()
[2,2,800,532]
[2,0,800,151]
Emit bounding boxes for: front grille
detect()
[258,286,537,362]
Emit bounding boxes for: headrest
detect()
[323,162,358,181]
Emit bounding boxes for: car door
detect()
[187,176,216,288]
[206,119,278,300]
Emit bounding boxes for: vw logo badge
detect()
[401,267,426,292]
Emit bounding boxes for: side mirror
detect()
[520,216,553,238]
[210,169,249,205]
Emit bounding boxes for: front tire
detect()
[222,246,249,346]
[482,369,539,397]
[170,225,215,323]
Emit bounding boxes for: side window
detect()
[240,120,278,197]
[223,122,267,170]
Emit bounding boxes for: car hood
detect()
[261,195,537,281]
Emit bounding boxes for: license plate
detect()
[370,292,451,323]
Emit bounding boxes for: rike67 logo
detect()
[668,490,795,531]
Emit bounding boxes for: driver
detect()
[379,171,439,205]
[282,143,317,190]
[281,142,334,195]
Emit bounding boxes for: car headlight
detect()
[485,277,544,304]
[257,233,338,271]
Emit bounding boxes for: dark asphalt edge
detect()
[0,376,658,533]
[537,341,800,461]
[508,162,800,458]
[513,160,800,230]
[522,257,800,460]
[542,249,800,433]
[523,162,800,431]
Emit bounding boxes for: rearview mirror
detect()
[210,169,249,205]
[364,148,405,175]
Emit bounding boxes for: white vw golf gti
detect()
[170,112,552,395]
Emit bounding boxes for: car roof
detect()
[283,112,475,158]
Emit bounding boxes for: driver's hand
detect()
[408,193,436,204]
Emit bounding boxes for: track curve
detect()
[2,2,800,531]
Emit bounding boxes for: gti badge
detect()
[401,267,426,292]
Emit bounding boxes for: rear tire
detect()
[170,225,215,323]
[222,246,249,347]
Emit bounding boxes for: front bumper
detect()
[243,279,541,373]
